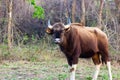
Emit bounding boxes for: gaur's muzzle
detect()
[54,38,61,44]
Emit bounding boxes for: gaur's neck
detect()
[59,27,75,49]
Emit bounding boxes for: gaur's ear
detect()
[64,27,70,32]
[46,28,53,34]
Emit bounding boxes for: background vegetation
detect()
[0,0,120,79]
[0,0,120,61]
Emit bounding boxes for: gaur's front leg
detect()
[66,56,72,66]
[67,55,79,80]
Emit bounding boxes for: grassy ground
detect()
[0,57,120,80]
[0,41,120,80]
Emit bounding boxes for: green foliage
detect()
[30,0,35,5]
[3,38,8,44]
[33,5,45,19]
[3,52,10,59]
[63,64,69,68]
[86,76,92,80]
[44,75,54,80]
[102,74,109,80]
[27,78,40,80]
[29,0,45,19]
[23,35,29,42]
[0,18,8,23]
[0,44,10,59]
[58,73,67,80]
[31,35,35,41]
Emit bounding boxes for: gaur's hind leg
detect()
[107,61,112,80]
[92,53,101,80]
[101,50,112,80]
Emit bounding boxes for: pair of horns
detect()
[48,18,71,29]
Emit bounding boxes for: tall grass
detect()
[0,36,63,62]
[0,34,119,62]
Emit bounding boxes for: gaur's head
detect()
[46,19,71,44]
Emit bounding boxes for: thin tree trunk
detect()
[60,0,63,22]
[114,0,120,24]
[8,0,13,49]
[98,0,104,29]
[64,0,68,18]
[72,0,76,22]
[81,0,85,25]
[114,0,120,11]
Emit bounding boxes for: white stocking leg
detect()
[92,63,101,80]
[107,61,112,80]
[70,64,77,80]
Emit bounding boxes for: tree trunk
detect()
[72,0,76,22]
[64,0,69,18]
[98,0,104,29]
[114,0,120,23]
[81,0,85,25]
[114,0,120,11]
[8,0,13,49]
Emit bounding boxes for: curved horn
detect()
[67,17,71,24]
[48,19,53,29]
[65,18,71,28]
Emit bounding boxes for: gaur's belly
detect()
[80,50,95,58]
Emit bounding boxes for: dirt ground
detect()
[0,57,120,80]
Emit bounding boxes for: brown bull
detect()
[46,21,112,80]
